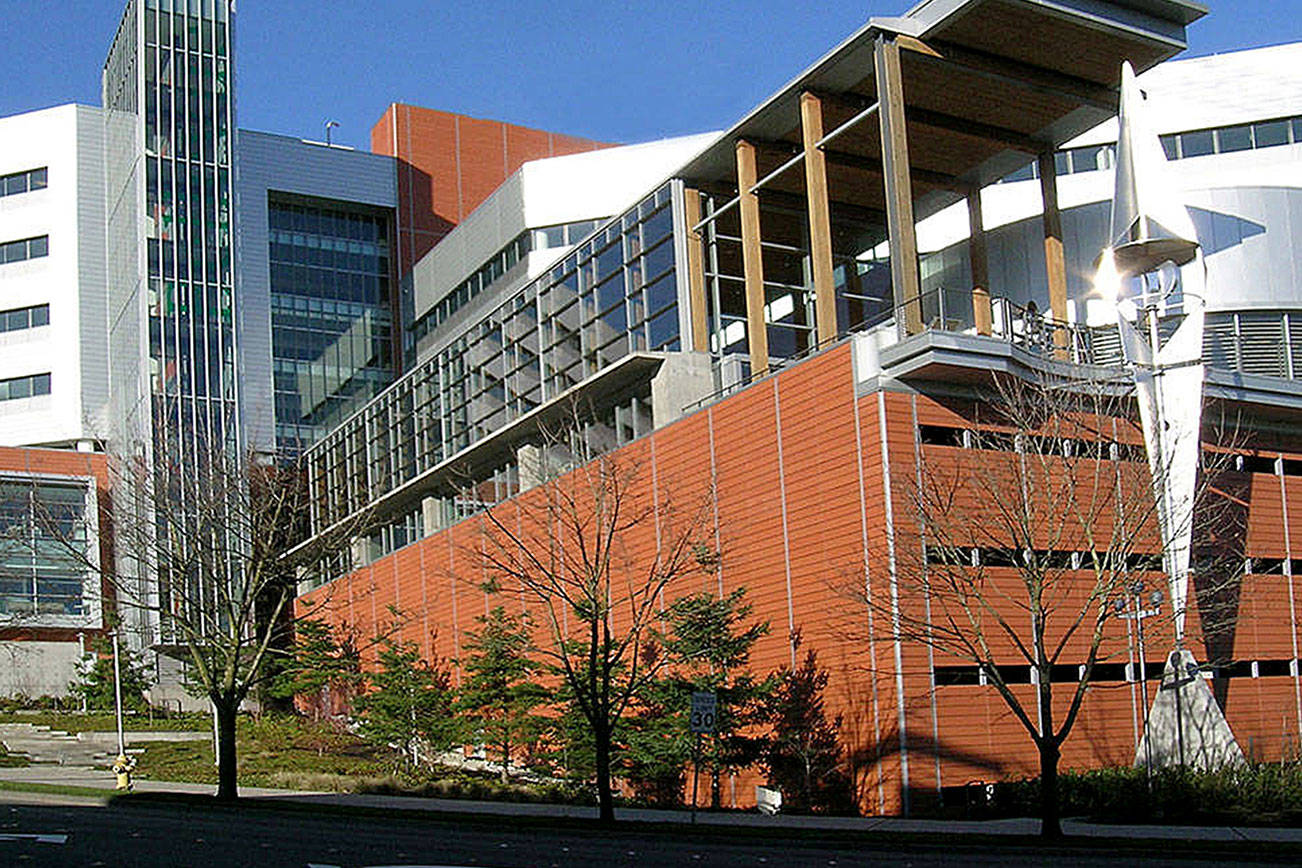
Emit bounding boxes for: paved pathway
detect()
[0,722,206,766]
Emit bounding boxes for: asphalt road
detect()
[0,796,1294,868]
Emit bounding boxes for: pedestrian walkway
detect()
[0,723,207,767]
[1,763,1299,845]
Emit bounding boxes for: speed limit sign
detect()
[690,691,717,733]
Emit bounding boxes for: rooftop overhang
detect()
[676,0,1206,222]
[869,330,1302,426]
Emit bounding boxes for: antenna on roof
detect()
[324,120,340,147]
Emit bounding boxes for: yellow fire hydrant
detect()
[112,753,135,792]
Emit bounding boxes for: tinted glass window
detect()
[1218,125,1252,152]
[1254,120,1290,147]
[1180,130,1214,157]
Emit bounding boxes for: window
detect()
[1254,120,1290,148]
[1217,125,1252,153]
[0,373,51,401]
[0,305,50,334]
[1,236,49,265]
[0,168,47,198]
[0,476,91,618]
[1179,129,1214,157]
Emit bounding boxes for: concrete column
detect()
[800,92,839,348]
[421,495,451,536]
[875,35,922,336]
[736,139,770,377]
[517,444,544,492]
[650,352,715,427]
[350,536,369,568]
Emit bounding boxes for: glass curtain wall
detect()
[697,192,891,379]
[268,198,394,455]
[104,0,237,643]
[308,183,679,539]
[141,0,237,457]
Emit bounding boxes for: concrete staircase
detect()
[0,722,207,767]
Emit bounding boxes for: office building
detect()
[297,0,1302,813]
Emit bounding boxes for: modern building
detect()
[0,0,645,690]
[295,0,1302,813]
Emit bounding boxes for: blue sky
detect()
[2,1,1300,150]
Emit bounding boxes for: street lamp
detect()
[1113,581,1163,787]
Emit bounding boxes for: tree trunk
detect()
[500,738,510,785]
[594,724,615,823]
[1039,739,1062,839]
[214,699,239,802]
[710,765,721,810]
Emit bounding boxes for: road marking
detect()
[0,833,68,844]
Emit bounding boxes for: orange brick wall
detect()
[298,344,1302,813]
[371,105,612,276]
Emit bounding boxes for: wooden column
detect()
[736,139,770,377]
[967,188,992,336]
[874,36,922,336]
[682,188,710,353]
[1038,150,1069,355]
[800,92,838,348]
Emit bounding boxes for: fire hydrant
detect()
[112,753,135,792]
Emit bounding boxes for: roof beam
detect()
[904,106,1045,153]
[822,147,968,194]
[755,188,886,225]
[898,35,1119,113]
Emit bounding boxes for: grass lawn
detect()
[0,711,210,734]
[132,715,394,789]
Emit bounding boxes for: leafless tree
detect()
[849,372,1240,837]
[41,438,365,801]
[472,415,716,823]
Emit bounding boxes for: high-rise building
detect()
[104,0,238,468]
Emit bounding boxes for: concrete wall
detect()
[0,641,82,698]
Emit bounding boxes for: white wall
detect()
[0,104,106,447]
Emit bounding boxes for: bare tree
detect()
[473,420,715,823]
[43,439,364,801]
[851,372,1238,837]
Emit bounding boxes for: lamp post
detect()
[111,627,126,759]
[1114,582,1163,787]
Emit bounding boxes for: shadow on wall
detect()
[1192,467,1250,712]
[396,160,452,275]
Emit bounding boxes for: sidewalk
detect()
[2,763,1300,844]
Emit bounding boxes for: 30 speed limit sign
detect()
[690,691,717,733]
